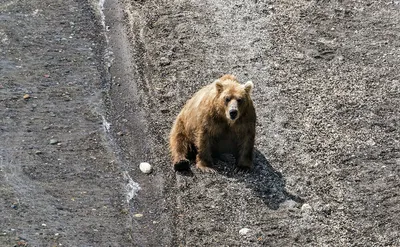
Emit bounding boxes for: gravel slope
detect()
[1,0,399,246]
[112,0,400,246]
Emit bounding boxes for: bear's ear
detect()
[244,81,254,94]
[215,80,224,94]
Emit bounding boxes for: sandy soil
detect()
[1,0,399,246]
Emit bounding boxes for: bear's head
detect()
[215,75,254,124]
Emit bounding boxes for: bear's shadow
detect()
[213,149,303,210]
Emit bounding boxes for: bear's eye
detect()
[237,98,243,104]
[225,97,231,103]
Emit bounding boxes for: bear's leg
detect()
[195,132,216,173]
[170,121,190,171]
[237,134,255,171]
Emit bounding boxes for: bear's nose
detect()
[229,109,238,119]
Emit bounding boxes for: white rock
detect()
[139,162,152,174]
[239,228,251,235]
[281,199,298,209]
[301,203,313,213]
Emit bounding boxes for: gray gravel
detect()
[1,0,399,246]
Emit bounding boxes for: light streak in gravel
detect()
[102,116,111,132]
[97,0,113,68]
[123,171,141,204]
[98,0,106,29]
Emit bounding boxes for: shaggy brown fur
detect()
[169,74,256,172]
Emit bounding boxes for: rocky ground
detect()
[1,0,399,246]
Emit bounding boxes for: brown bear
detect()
[169,74,256,172]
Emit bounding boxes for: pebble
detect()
[23,94,30,99]
[160,108,170,113]
[139,162,152,174]
[35,150,42,155]
[239,228,251,235]
[49,139,59,145]
[321,204,332,215]
[11,202,18,209]
[301,203,313,213]
[294,52,305,60]
[281,199,298,209]
[134,213,143,218]
[159,57,171,66]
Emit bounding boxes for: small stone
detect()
[134,213,143,218]
[321,204,332,215]
[16,240,27,246]
[23,94,30,99]
[42,223,47,227]
[117,131,124,136]
[159,57,171,66]
[139,162,152,174]
[35,150,42,155]
[11,202,18,209]
[366,139,375,146]
[281,199,298,209]
[301,203,313,213]
[239,228,251,235]
[294,53,304,60]
[50,139,59,145]
[160,108,170,113]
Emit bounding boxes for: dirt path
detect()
[1,0,399,246]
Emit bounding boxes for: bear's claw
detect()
[174,159,190,171]
[235,165,252,173]
[196,162,216,173]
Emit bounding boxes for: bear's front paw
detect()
[174,159,190,171]
[196,161,216,173]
